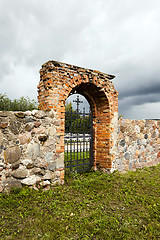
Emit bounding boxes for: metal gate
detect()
[65,95,93,173]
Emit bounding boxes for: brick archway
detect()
[69,83,111,170]
[38,60,118,173]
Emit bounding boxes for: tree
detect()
[0,93,38,111]
[65,101,91,134]
[65,101,73,113]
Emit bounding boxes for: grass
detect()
[0,164,160,239]
[64,151,90,160]
[64,151,90,173]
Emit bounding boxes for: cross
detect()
[73,95,83,113]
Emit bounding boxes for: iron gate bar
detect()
[65,95,93,173]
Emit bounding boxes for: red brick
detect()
[38,60,118,173]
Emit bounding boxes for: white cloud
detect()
[0,0,160,119]
[0,64,38,100]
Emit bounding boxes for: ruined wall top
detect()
[40,60,115,81]
[38,60,118,112]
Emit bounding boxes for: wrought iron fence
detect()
[65,95,93,173]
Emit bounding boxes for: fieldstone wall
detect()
[113,119,160,172]
[0,110,64,193]
[0,110,160,192]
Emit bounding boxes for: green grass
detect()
[65,151,90,160]
[0,164,160,239]
[65,151,90,173]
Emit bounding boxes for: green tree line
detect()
[0,93,38,111]
[65,102,91,134]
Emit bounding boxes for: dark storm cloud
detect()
[120,93,160,106]
[119,81,160,100]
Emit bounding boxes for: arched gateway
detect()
[38,60,118,176]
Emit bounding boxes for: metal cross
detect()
[73,95,83,113]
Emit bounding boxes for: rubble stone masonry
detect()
[0,110,64,193]
[0,113,160,192]
[114,118,160,172]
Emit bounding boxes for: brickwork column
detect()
[38,60,118,177]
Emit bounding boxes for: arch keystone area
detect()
[38,60,118,174]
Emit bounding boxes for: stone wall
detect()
[0,110,160,193]
[0,110,64,193]
[113,119,160,172]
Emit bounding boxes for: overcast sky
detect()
[0,0,160,119]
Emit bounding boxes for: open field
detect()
[0,164,160,239]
